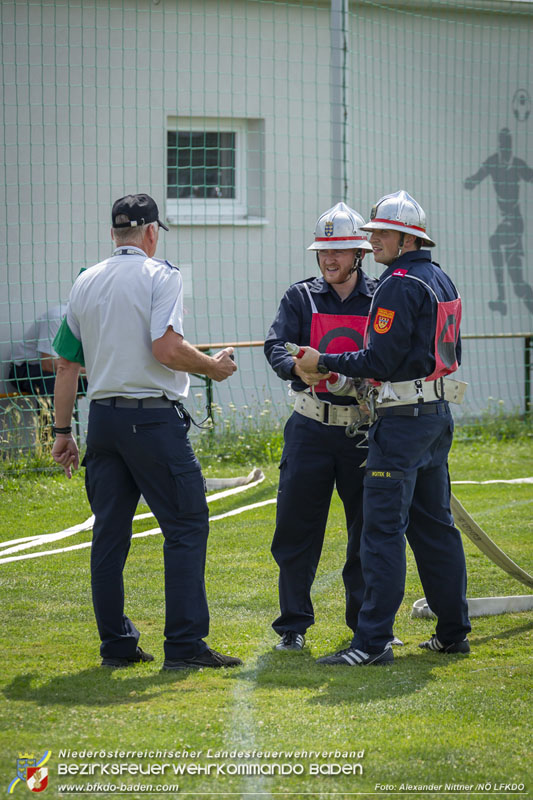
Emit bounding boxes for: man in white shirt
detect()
[52,193,242,671]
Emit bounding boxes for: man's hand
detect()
[292,360,324,387]
[208,347,238,382]
[292,346,329,386]
[52,434,79,479]
[153,329,237,381]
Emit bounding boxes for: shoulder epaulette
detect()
[152,257,180,271]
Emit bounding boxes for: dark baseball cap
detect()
[111,193,169,231]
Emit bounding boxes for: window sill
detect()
[165,215,269,227]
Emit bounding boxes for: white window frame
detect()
[166,117,247,224]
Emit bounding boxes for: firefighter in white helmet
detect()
[295,190,471,665]
[264,202,380,651]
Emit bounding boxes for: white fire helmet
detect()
[360,190,436,247]
[307,202,373,251]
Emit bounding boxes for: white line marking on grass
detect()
[226,645,273,800]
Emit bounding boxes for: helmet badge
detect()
[324,220,334,237]
[369,205,377,220]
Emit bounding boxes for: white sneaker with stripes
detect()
[316,643,393,666]
[419,635,470,654]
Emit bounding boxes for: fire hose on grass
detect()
[286,342,533,617]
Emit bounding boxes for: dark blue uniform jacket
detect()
[264,271,377,404]
[322,250,461,382]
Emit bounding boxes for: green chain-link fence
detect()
[1,0,532,454]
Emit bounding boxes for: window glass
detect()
[167,131,236,200]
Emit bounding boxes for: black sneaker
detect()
[162,648,243,670]
[101,646,154,668]
[316,644,393,666]
[419,635,470,654]
[274,632,305,651]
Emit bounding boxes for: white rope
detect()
[450,492,533,590]
[0,498,277,565]
[0,470,265,557]
[413,485,533,618]
[203,472,265,502]
[205,467,263,489]
[0,516,96,557]
[451,477,533,485]
[209,498,276,522]
[5,471,525,559]
[3,467,532,624]
[1,534,52,547]
[412,595,533,619]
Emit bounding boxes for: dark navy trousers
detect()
[352,402,470,653]
[84,401,210,660]
[271,411,366,636]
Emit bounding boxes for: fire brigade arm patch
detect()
[373,307,395,334]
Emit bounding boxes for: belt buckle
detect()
[321,398,331,424]
[328,404,340,425]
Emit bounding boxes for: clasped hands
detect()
[291,346,331,387]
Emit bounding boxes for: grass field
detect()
[0,436,531,800]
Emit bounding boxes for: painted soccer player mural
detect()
[464,90,533,316]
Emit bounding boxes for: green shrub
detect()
[2,395,532,475]
[189,397,286,466]
[0,395,56,473]
[456,399,533,442]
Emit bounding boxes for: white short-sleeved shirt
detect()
[12,304,67,365]
[66,246,190,402]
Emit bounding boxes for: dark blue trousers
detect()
[9,362,86,397]
[84,401,210,660]
[352,403,470,653]
[271,411,366,636]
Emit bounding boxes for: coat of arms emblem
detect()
[8,752,51,794]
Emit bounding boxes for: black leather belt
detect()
[376,402,447,418]
[93,397,174,409]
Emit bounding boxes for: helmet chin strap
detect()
[397,233,405,259]
[348,252,363,278]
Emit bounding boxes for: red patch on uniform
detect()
[392,268,407,277]
[373,307,395,334]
